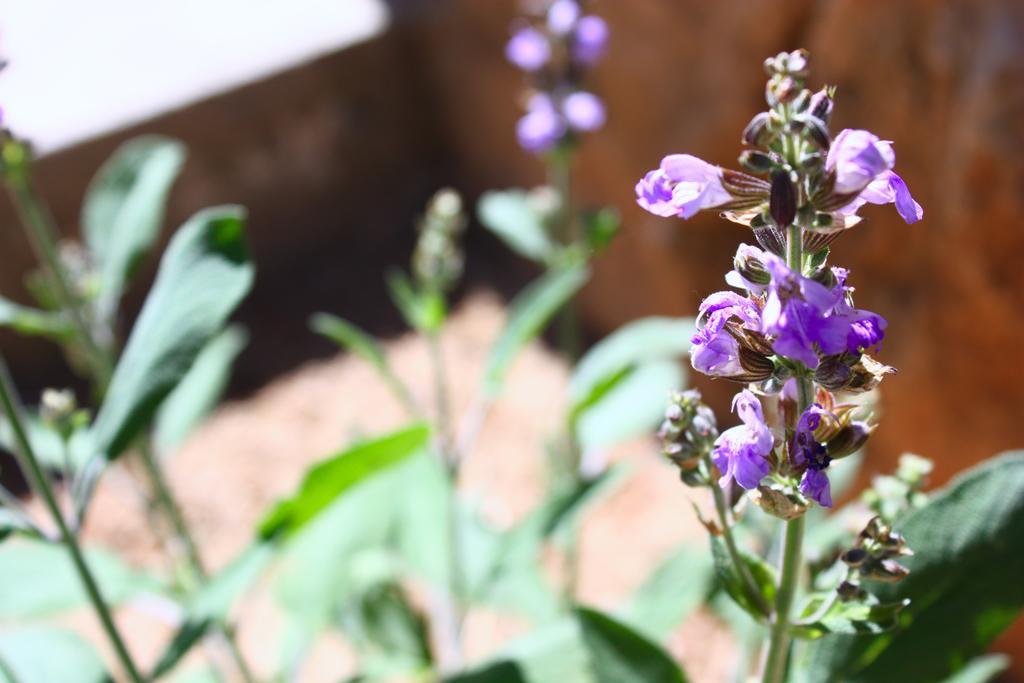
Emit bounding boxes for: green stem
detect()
[0,357,144,683]
[547,150,582,361]
[710,468,770,616]
[137,439,207,582]
[761,223,813,683]
[5,177,113,391]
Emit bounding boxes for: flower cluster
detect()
[642,50,917,511]
[506,0,608,153]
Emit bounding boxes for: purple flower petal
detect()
[635,170,678,217]
[505,27,550,71]
[826,129,895,195]
[572,15,608,64]
[562,91,605,132]
[712,390,773,490]
[516,95,565,152]
[547,0,580,35]
[800,469,833,507]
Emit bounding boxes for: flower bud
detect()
[658,390,718,477]
[827,421,872,458]
[837,580,867,602]
[733,245,771,286]
[809,88,834,123]
[841,547,869,568]
[751,483,807,520]
[413,188,467,294]
[769,169,797,228]
[790,89,811,113]
[738,150,775,174]
[801,115,831,150]
[737,346,776,381]
[40,388,79,441]
[742,112,774,147]
[862,558,911,583]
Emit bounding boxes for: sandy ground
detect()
[68,291,734,682]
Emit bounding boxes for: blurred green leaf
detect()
[385,270,445,333]
[259,424,430,540]
[0,297,74,341]
[82,136,186,320]
[569,317,696,409]
[153,325,247,454]
[711,535,775,621]
[575,360,683,452]
[619,543,714,640]
[576,607,689,683]
[0,540,159,619]
[0,626,111,683]
[90,206,254,462]
[940,655,1010,683]
[582,208,620,254]
[483,264,589,397]
[309,313,415,413]
[0,510,33,542]
[477,190,553,263]
[0,414,94,471]
[446,661,528,683]
[800,451,1024,683]
[342,582,432,678]
[151,543,273,680]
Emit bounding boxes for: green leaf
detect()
[791,595,908,639]
[82,136,186,320]
[90,206,254,462]
[385,270,445,333]
[940,655,1010,683]
[477,190,553,263]
[483,264,589,396]
[619,543,714,640]
[153,325,247,454]
[259,423,430,539]
[0,297,74,341]
[711,535,776,621]
[0,539,160,619]
[343,582,432,678]
[151,543,273,680]
[574,360,684,452]
[310,313,388,373]
[0,627,111,683]
[576,607,689,683]
[569,317,696,409]
[802,451,1024,683]
[309,313,415,412]
[446,661,528,683]
[582,207,620,254]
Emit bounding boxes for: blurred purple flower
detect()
[547,0,580,35]
[712,390,774,490]
[516,94,565,152]
[563,91,605,131]
[635,154,732,219]
[791,404,833,507]
[572,15,608,65]
[506,26,550,71]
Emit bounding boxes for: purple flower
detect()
[761,255,848,368]
[829,267,888,354]
[826,129,895,195]
[506,26,550,71]
[572,15,608,65]
[712,390,774,490]
[792,404,832,507]
[828,129,923,224]
[547,0,580,35]
[635,155,732,219]
[837,170,923,224]
[563,91,605,132]
[691,291,761,377]
[516,95,565,153]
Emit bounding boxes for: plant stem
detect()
[547,149,582,361]
[428,331,455,471]
[710,468,770,616]
[761,223,812,683]
[5,177,112,390]
[0,357,144,683]
[137,439,207,582]
[761,514,805,683]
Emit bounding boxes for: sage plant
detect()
[642,50,921,681]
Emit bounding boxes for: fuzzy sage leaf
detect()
[90,206,254,462]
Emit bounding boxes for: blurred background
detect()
[0,0,1021,679]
